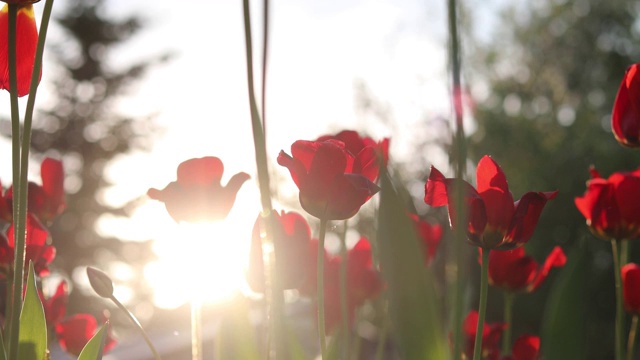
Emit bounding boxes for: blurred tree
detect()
[465,1,640,359]
[11,0,171,325]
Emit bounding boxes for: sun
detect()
[142,186,260,309]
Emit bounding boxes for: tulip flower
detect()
[408,212,443,265]
[147,157,250,223]
[502,335,540,360]
[425,155,557,250]
[462,310,506,360]
[0,213,55,277]
[486,246,566,293]
[278,140,380,220]
[0,3,40,97]
[55,314,116,356]
[246,210,312,292]
[575,166,640,241]
[622,263,640,314]
[39,280,67,328]
[316,130,390,180]
[612,63,640,148]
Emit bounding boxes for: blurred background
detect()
[2,0,639,358]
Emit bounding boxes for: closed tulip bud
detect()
[86,267,114,298]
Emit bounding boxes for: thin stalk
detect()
[317,218,329,358]
[447,0,468,357]
[472,249,490,360]
[339,220,349,360]
[7,5,22,359]
[261,0,269,137]
[613,239,625,360]
[374,300,390,360]
[621,240,629,266]
[191,298,203,360]
[501,291,514,355]
[628,314,639,360]
[110,295,161,360]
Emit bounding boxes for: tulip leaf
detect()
[77,324,107,360]
[0,325,6,360]
[541,244,587,360]
[375,171,448,359]
[17,262,47,360]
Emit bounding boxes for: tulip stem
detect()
[501,291,514,355]
[191,297,203,360]
[317,217,329,359]
[473,249,490,360]
[613,239,625,360]
[628,314,639,360]
[339,220,350,360]
[110,294,161,360]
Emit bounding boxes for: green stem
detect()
[620,240,629,267]
[613,239,625,360]
[627,315,638,360]
[191,298,203,360]
[7,5,22,359]
[110,295,161,360]
[260,0,269,137]
[473,249,490,360]
[447,0,468,357]
[339,220,349,360]
[501,291,514,355]
[317,218,329,359]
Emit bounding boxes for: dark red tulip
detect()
[575,166,640,240]
[246,210,312,292]
[502,334,540,360]
[425,155,557,250]
[462,310,506,360]
[0,4,40,97]
[1,213,55,277]
[55,314,116,356]
[612,64,640,147]
[316,130,390,180]
[278,140,380,220]
[408,212,442,265]
[485,246,566,292]
[622,263,640,314]
[148,157,250,223]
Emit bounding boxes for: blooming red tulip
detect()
[485,246,566,292]
[502,334,540,360]
[147,157,250,223]
[316,130,390,180]
[575,166,640,240]
[246,210,312,292]
[1,1,41,4]
[408,212,442,264]
[462,310,506,360]
[612,63,640,147]
[278,140,380,220]
[0,213,55,277]
[425,155,557,250]
[39,280,68,328]
[0,4,40,97]
[622,263,640,314]
[55,314,116,356]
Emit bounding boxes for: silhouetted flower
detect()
[612,63,640,147]
[425,155,557,250]
[278,140,380,220]
[485,246,566,292]
[575,166,640,241]
[148,157,250,223]
[0,4,40,97]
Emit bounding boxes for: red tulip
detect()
[622,263,640,314]
[0,4,40,97]
[502,334,540,360]
[408,212,442,265]
[575,166,640,240]
[485,246,566,292]
[612,63,640,147]
[0,213,55,277]
[1,1,41,4]
[316,130,390,180]
[278,140,380,220]
[462,310,506,360]
[148,157,250,223]
[425,155,557,250]
[246,210,312,292]
[39,280,68,328]
[55,314,116,356]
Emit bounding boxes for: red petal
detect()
[424,166,449,207]
[476,156,514,232]
[177,157,223,185]
[353,145,379,183]
[0,5,39,97]
[623,263,640,313]
[528,246,566,292]
[613,64,640,147]
[488,247,537,291]
[511,334,540,360]
[503,191,557,248]
[55,314,97,356]
[611,172,640,233]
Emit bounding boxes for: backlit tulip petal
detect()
[509,334,540,360]
[485,246,566,292]
[476,156,515,233]
[0,4,40,97]
[622,263,640,314]
[612,63,640,147]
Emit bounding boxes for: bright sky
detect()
[0,0,508,310]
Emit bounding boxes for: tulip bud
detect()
[86,267,114,298]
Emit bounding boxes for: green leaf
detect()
[541,244,587,360]
[0,324,7,360]
[77,324,107,360]
[375,171,448,359]
[18,262,47,360]
[217,297,260,359]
